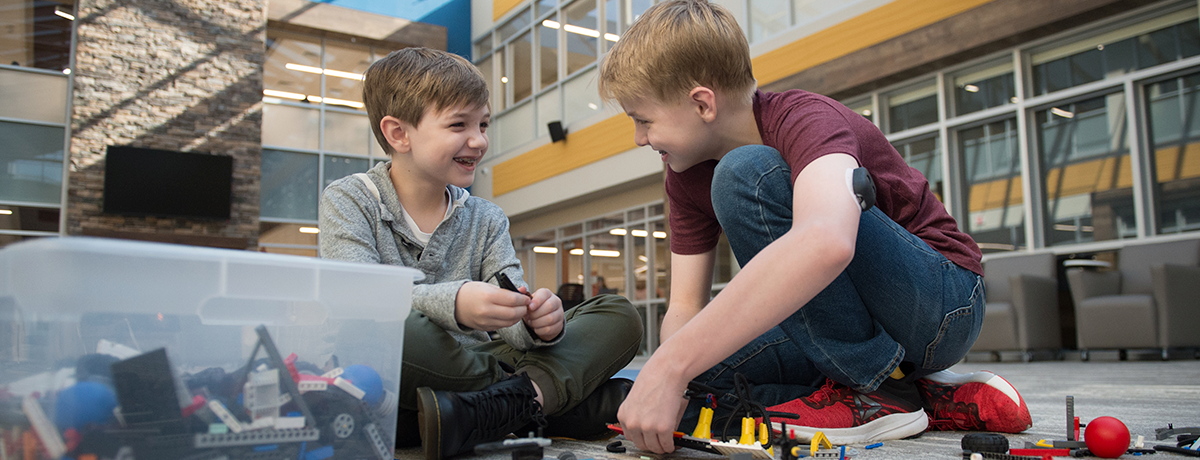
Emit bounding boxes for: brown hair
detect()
[362,48,489,154]
[598,0,755,104]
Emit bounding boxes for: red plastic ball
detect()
[1085,416,1130,458]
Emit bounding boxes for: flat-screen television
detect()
[103,146,234,220]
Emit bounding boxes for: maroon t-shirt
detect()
[666,89,982,275]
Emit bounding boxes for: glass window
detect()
[537,0,556,17]
[496,48,508,109]
[323,110,370,155]
[322,40,370,109]
[475,35,492,59]
[1146,73,1200,235]
[537,87,561,137]
[476,55,495,107]
[538,21,559,90]
[512,30,534,103]
[0,1,72,71]
[0,204,58,232]
[792,0,839,27]
[499,7,532,42]
[261,149,319,220]
[842,97,874,123]
[749,0,789,42]
[951,59,1015,116]
[886,81,938,134]
[563,67,602,125]
[605,0,619,51]
[259,222,318,258]
[588,231,625,297]
[623,0,651,31]
[322,155,370,190]
[262,103,319,151]
[652,221,669,300]
[564,0,599,76]
[521,230,556,291]
[1031,9,1200,96]
[0,68,68,123]
[0,121,63,205]
[564,237,584,287]
[1036,92,1134,246]
[893,136,942,201]
[498,101,535,152]
[265,31,322,103]
[959,120,1024,253]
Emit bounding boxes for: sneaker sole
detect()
[921,370,1021,407]
[771,409,928,445]
[919,370,1031,432]
[417,387,443,460]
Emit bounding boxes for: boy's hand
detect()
[455,281,529,331]
[522,288,564,341]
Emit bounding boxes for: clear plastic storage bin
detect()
[0,237,420,460]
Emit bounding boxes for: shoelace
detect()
[463,385,546,439]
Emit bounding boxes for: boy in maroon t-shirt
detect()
[597,0,1032,453]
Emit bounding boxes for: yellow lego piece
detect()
[692,407,714,439]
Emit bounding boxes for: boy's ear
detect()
[380,116,412,154]
[688,86,718,123]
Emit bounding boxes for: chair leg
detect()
[1021,351,1032,363]
[991,351,1001,362]
[1162,348,1169,361]
[1119,349,1128,361]
[1081,350,1089,361]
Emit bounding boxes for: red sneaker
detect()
[766,378,928,444]
[915,370,1032,433]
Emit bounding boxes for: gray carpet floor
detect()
[394,352,1200,460]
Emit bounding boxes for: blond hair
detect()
[363,48,489,154]
[598,0,755,104]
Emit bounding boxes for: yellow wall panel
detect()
[494,0,523,22]
[1155,142,1200,182]
[492,115,638,195]
[752,0,995,86]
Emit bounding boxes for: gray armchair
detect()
[972,251,1061,361]
[1067,239,1200,360]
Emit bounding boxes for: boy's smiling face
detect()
[392,103,490,188]
[622,94,719,173]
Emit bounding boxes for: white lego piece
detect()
[244,367,283,421]
[249,417,276,430]
[298,380,328,392]
[275,416,306,430]
[193,428,320,448]
[207,400,245,433]
[1136,435,1145,448]
[96,339,141,359]
[323,367,345,379]
[710,440,772,459]
[22,396,66,458]
[334,377,366,400]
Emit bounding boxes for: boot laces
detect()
[462,386,545,440]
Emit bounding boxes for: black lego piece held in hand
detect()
[497,272,531,297]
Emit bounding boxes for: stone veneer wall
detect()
[68,0,265,249]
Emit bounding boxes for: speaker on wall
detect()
[548,121,568,142]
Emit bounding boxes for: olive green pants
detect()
[395,294,643,446]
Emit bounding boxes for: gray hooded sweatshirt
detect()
[318,161,560,350]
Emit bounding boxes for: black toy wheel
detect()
[961,433,1009,453]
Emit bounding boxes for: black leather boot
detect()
[416,373,545,460]
[538,378,633,440]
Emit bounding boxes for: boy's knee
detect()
[713,144,785,184]
[573,294,643,337]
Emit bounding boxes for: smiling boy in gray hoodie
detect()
[319,47,642,460]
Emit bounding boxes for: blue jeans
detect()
[679,145,984,433]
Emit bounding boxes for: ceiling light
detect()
[542,20,618,42]
[264,89,306,100]
[54,6,74,20]
[0,209,12,215]
[590,249,621,257]
[501,76,509,83]
[609,229,628,236]
[861,109,872,117]
[299,227,320,234]
[533,246,558,254]
[1050,107,1075,118]
[285,63,365,81]
[963,84,980,93]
